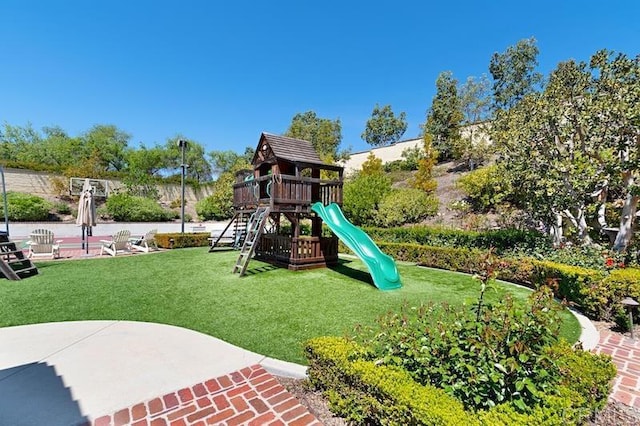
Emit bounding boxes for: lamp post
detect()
[177,139,188,234]
[621,297,639,339]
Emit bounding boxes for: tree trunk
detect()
[563,207,592,245]
[550,211,563,247]
[613,189,639,252]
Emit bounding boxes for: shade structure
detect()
[76,179,97,253]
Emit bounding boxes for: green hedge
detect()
[305,337,615,426]
[376,242,640,320]
[155,232,210,249]
[363,226,550,254]
[305,337,478,426]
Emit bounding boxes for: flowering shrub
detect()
[352,285,564,412]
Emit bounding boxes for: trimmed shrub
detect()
[376,189,438,227]
[364,225,550,255]
[105,193,174,222]
[305,336,615,425]
[0,191,52,221]
[583,268,640,322]
[376,242,611,317]
[305,337,478,426]
[155,232,210,249]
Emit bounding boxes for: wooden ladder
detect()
[232,207,271,276]
[0,234,38,280]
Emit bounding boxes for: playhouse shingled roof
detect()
[259,133,324,165]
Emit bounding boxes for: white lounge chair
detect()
[100,230,131,257]
[129,229,158,253]
[26,229,62,259]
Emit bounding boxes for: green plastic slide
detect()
[311,202,401,290]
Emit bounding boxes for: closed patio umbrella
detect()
[76,179,97,254]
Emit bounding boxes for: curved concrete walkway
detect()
[0,321,311,426]
[0,309,636,424]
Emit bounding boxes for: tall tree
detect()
[494,66,598,245]
[459,75,493,125]
[81,124,131,172]
[164,137,213,183]
[489,37,543,111]
[361,104,407,147]
[423,71,463,161]
[457,75,494,168]
[122,145,166,198]
[0,123,42,164]
[39,126,84,168]
[587,51,640,250]
[285,111,344,163]
[493,50,640,250]
[208,148,253,176]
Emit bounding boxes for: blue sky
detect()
[1,1,638,156]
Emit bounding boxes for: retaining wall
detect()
[1,168,215,217]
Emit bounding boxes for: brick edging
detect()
[593,330,640,410]
[92,365,321,426]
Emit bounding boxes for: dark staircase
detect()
[232,207,271,276]
[0,232,38,280]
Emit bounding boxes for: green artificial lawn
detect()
[0,249,581,364]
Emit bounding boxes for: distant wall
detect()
[1,168,214,216]
[341,123,492,174]
[341,138,422,175]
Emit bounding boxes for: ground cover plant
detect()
[0,249,580,364]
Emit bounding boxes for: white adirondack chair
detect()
[100,230,131,257]
[129,229,158,253]
[27,229,62,259]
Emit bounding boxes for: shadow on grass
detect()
[243,264,280,276]
[328,259,375,288]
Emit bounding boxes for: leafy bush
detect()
[375,242,615,317]
[353,286,564,412]
[305,335,614,425]
[343,172,392,226]
[0,191,52,221]
[305,337,477,426]
[456,164,512,212]
[364,225,551,255]
[196,170,236,220]
[376,189,438,227]
[53,201,72,215]
[587,268,640,322]
[518,244,624,271]
[105,193,174,222]
[383,145,424,172]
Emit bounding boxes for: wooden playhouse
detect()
[210,132,344,275]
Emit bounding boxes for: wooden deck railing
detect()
[257,234,338,266]
[233,175,342,209]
